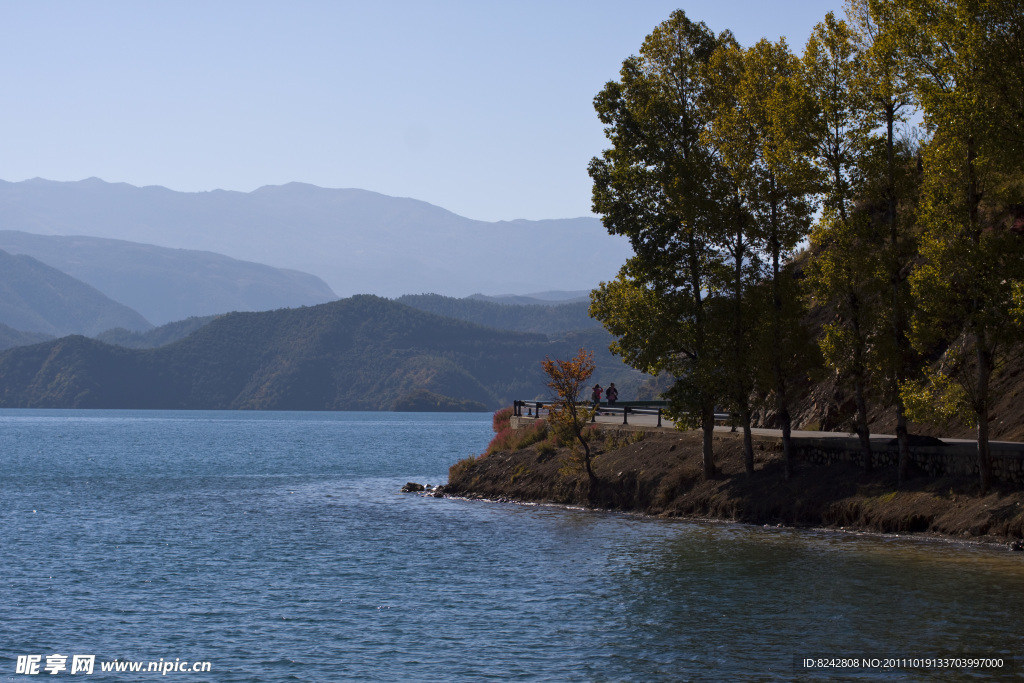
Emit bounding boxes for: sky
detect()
[0,1,846,222]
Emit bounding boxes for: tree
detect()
[889,0,1024,492]
[848,0,921,485]
[588,10,733,480]
[803,12,880,472]
[541,348,598,491]
[702,39,761,475]
[724,37,819,479]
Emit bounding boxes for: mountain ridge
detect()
[0,296,649,411]
[0,178,630,298]
[0,249,152,336]
[0,230,337,325]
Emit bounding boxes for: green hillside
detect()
[0,296,648,411]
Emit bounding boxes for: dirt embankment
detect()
[443,427,1024,546]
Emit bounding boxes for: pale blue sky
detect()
[0,1,845,222]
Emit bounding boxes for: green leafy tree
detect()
[588,10,732,480]
[739,39,819,480]
[707,37,818,477]
[849,0,921,484]
[880,0,1024,491]
[803,12,880,472]
[892,0,1024,491]
[701,38,760,474]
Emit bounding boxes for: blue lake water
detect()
[1,409,1022,681]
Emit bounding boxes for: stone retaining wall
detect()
[509,415,535,430]
[792,438,1024,486]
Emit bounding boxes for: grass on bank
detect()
[451,408,648,483]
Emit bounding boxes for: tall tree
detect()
[702,38,760,475]
[803,12,880,472]
[892,0,1024,492]
[850,0,921,485]
[713,38,818,478]
[588,10,730,479]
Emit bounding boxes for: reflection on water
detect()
[596,523,1023,679]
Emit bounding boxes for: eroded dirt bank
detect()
[443,428,1024,546]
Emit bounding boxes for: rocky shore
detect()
[437,427,1024,548]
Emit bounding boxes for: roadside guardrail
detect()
[512,400,731,428]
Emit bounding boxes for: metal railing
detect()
[512,400,669,427]
[512,400,730,429]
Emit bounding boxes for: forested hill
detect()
[395,293,600,334]
[0,296,644,411]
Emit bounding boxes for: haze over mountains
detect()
[0,177,647,411]
[0,230,336,325]
[397,293,600,334]
[0,250,152,336]
[0,178,631,298]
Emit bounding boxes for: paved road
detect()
[585,412,1024,450]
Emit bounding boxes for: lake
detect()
[1,410,1021,681]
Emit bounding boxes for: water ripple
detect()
[1,410,1021,681]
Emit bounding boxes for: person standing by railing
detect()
[591,383,603,409]
[606,383,618,407]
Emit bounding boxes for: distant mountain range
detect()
[0,178,631,298]
[0,230,336,325]
[0,178,642,411]
[0,296,648,411]
[397,293,600,335]
[0,249,152,336]
[467,290,591,305]
[94,315,222,349]
[0,322,53,351]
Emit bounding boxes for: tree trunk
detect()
[966,138,992,494]
[848,292,872,472]
[854,378,872,473]
[780,405,793,480]
[768,183,793,479]
[731,225,754,476]
[896,402,911,486]
[702,402,716,480]
[742,408,754,476]
[976,331,993,493]
[885,102,911,487]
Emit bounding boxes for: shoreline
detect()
[440,490,1019,552]
[441,427,1024,549]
